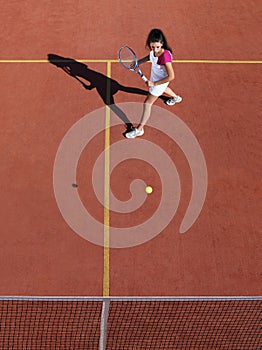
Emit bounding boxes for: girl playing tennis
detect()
[125,28,182,138]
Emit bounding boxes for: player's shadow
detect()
[48,54,167,130]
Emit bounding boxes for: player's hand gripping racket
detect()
[118,46,148,82]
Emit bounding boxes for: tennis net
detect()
[0,297,261,349]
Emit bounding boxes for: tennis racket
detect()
[118,46,148,82]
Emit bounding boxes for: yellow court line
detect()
[0,59,261,64]
[103,62,111,297]
[173,60,262,64]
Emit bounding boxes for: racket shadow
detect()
[48,54,167,130]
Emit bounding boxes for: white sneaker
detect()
[125,128,144,139]
[166,95,182,106]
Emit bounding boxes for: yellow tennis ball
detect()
[145,186,153,194]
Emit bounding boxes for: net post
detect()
[99,298,110,350]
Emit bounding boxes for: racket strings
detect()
[119,47,137,69]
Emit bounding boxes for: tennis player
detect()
[125,28,182,139]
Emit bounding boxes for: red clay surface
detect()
[0,1,261,296]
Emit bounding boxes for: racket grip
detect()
[141,75,148,82]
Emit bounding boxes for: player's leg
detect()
[125,93,158,139]
[164,86,182,105]
[137,93,158,130]
[164,86,177,99]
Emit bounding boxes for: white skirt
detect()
[149,82,169,97]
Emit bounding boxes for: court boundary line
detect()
[0,59,261,64]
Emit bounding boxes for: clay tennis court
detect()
[1,1,261,348]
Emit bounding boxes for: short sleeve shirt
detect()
[149,50,173,82]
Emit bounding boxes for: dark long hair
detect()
[146,28,172,53]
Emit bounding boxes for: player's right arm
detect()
[138,55,150,65]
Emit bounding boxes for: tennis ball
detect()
[145,186,153,194]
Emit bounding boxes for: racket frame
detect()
[118,46,148,82]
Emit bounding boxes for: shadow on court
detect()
[48,54,167,131]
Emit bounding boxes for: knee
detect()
[144,94,156,105]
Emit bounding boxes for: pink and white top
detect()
[149,50,173,83]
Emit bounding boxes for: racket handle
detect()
[141,75,148,82]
